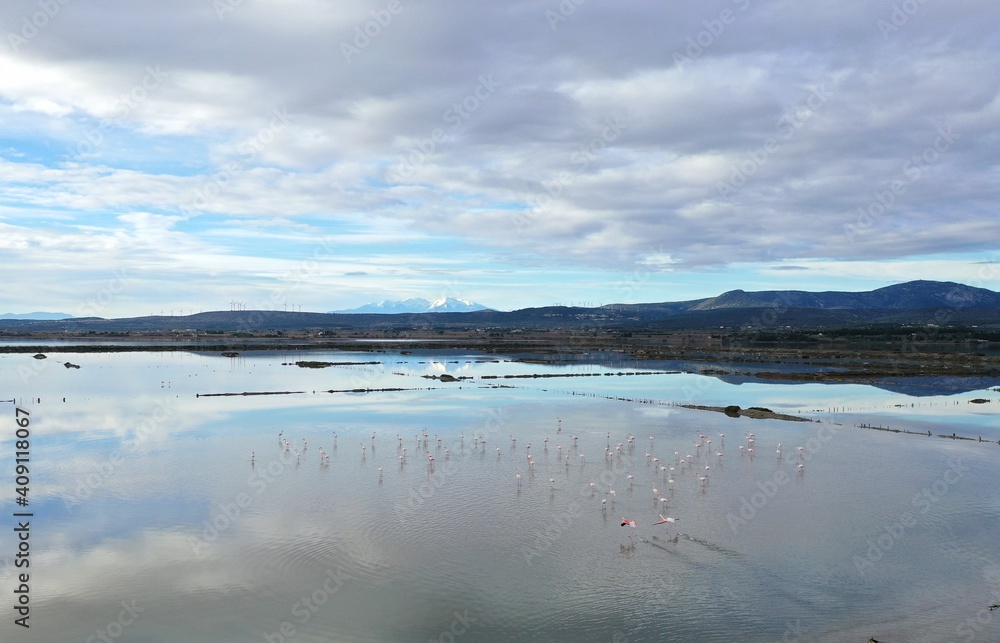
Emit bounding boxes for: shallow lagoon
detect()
[1,349,999,642]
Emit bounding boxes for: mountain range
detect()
[0,311,72,320]
[2,280,999,332]
[330,297,490,314]
[607,279,1000,314]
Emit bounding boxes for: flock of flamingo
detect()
[250,415,809,548]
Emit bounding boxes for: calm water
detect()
[1,349,999,642]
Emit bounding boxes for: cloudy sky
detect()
[1,0,998,317]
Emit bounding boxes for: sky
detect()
[0,0,998,317]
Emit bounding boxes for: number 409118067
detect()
[15,407,30,501]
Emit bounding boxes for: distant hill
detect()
[0,312,73,320]
[615,280,1000,313]
[2,281,998,333]
[331,297,491,314]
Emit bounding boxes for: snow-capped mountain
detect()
[330,297,491,314]
[427,297,491,313]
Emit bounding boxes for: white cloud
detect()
[0,0,998,311]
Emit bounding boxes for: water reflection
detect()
[0,349,998,641]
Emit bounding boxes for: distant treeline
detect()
[744,326,1000,343]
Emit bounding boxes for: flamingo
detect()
[621,517,638,542]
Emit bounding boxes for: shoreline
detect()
[4,331,1000,385]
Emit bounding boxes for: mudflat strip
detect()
[678,404,814,422]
